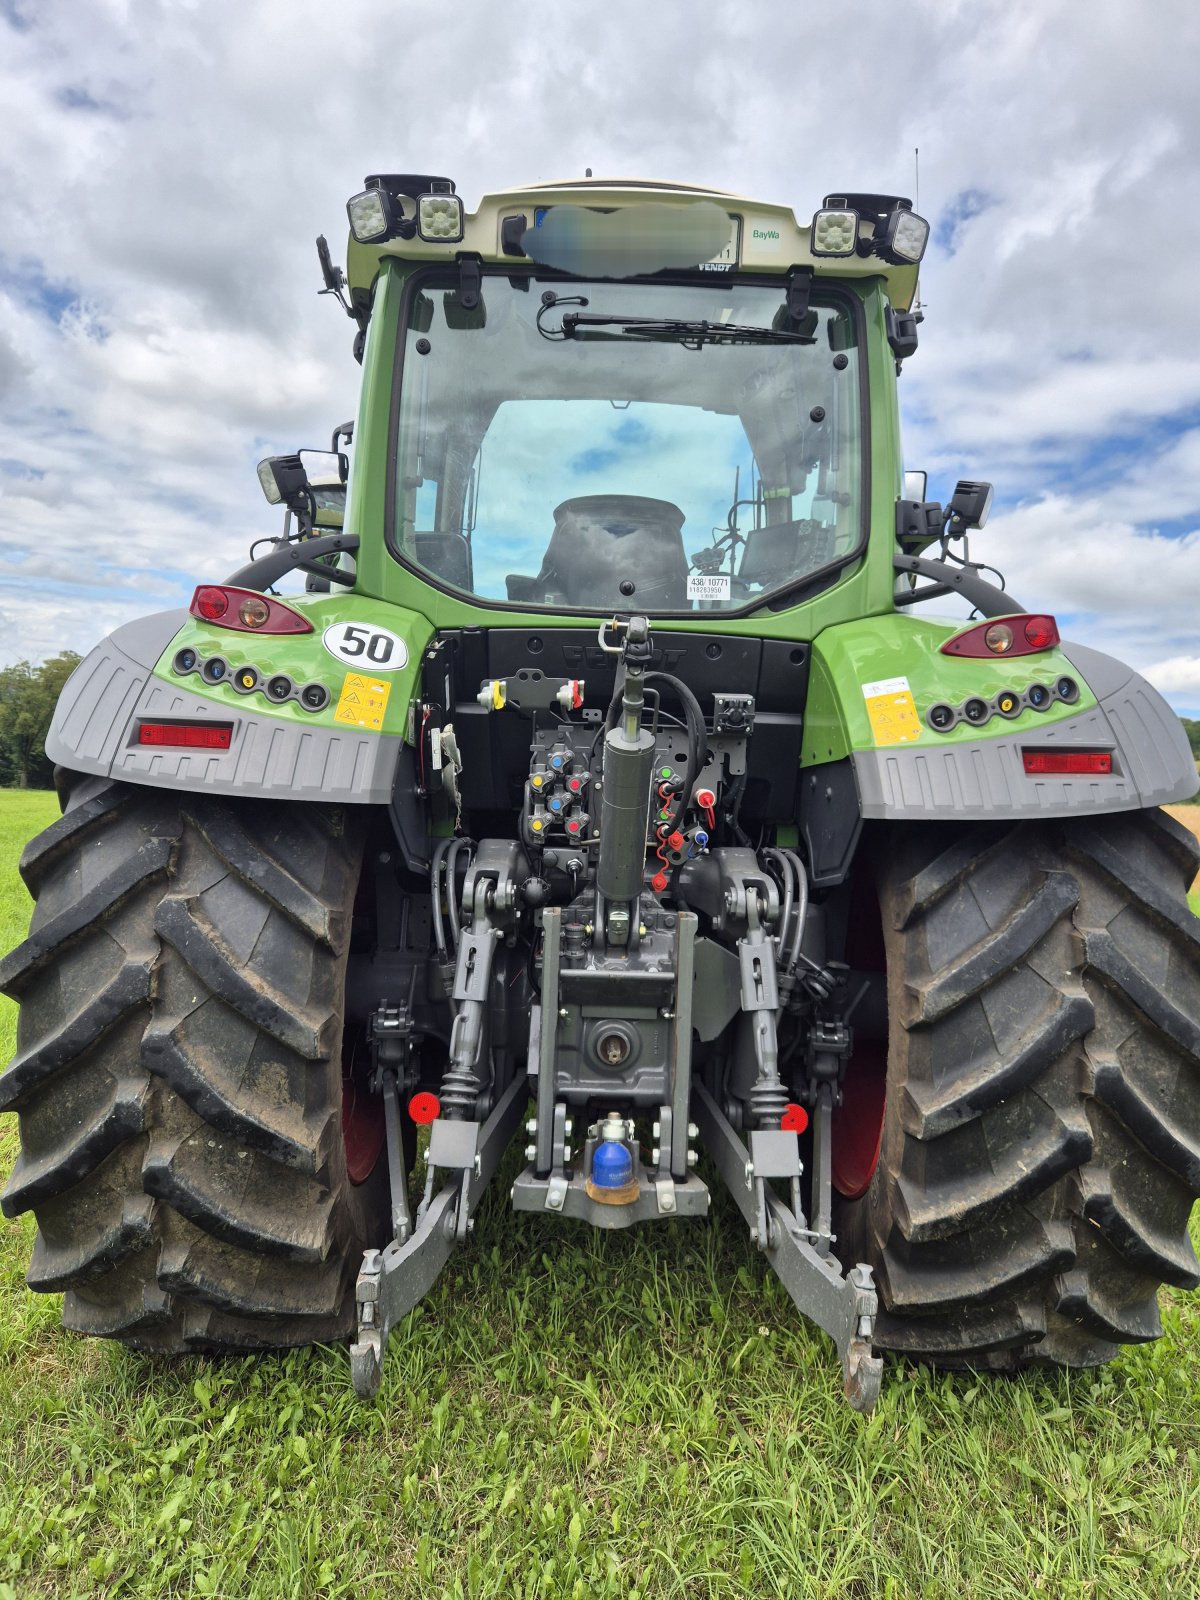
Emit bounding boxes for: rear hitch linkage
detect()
[351,882,882,1412]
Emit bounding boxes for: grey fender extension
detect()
[851,643,1197,822]
[44,610,403,805]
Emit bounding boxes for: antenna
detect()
[912,147,925,323]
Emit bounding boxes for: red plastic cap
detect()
[695,788,716,808]
[408,1091,441,1125]
[651,870,669,893]
[1023,749,1113,775]
[667,830,685,852]
[781,1103,809,1134]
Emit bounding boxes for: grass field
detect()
[2,788,1200,1598]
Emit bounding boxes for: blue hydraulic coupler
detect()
[585,1112,640,1205]
[592,1134,634,1189]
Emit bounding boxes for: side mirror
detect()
[300,448,349,485]
[946,480,993,534]
[903,469,927,502]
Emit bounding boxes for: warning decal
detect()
[862,676,922,747]
[334,672,391,731]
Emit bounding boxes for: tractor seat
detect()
[507,494,689,610]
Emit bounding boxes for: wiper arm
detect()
[558,311,814,346]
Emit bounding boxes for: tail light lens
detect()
[138,721,233,749]
[941,614,1060,658]
[1022,749,1112,775]
[189,586,312,634]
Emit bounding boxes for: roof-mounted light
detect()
[819,192,930,266]
[810,208,858,256]
[346,188,393,243]
[884,207,930,264]
[417,193,464,242]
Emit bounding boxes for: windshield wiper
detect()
[557,311,814,347]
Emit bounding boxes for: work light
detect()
[346,188,393,243]
[256,454,307,508]
[810,208,858,256]
[883,207,930,264]
[418,193,464,242]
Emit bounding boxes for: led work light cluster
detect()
[810,193,930,265]
[347,173,463,244]
[171,646,331,713]
[926,675,1079,733]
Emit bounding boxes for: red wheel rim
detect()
[830,867,888,1200]
[831,1039,886,1198]
[341,1035,385,1185]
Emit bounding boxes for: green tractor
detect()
[3,175,1197,1412]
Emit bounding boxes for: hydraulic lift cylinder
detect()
[597,722,656,903]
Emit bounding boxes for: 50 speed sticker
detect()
[322,621,409,671]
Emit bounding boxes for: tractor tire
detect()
[835,809,1200,1369]
[0,773,388,1352]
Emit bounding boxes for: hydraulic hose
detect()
[644,671,705,829]
[429,837,453,959]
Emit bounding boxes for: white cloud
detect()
[1145,657,1200,700]
[0,0,1196,717]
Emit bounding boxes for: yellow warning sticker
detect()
[334,672,391,731]
[862,676,922,746]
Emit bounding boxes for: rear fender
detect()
[44,597,433,805]
[802,614,1198,823]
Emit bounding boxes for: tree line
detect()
[0,654,82,789]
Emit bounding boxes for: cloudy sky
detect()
[1,0,1198,713]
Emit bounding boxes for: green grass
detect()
[2,788,1200,1598]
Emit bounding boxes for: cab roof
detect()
[344,177,920,311]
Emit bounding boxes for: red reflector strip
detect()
[138,722,233,749]
[1022,749,1112,775]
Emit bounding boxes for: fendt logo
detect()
[752,227,780,242]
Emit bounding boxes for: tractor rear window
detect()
[389,272,863,614]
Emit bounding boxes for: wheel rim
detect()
[341,1032,385,1185]
[831,1039,887,1198]
[831,864,888,1199]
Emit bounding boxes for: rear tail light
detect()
[941,614,1060,658]
[189,586,312,634]
[138,722,233,749]
[1022,749,1112,775]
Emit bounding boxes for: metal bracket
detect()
[349,1071,527,1399]
[379,1071,413,1245]
[692,1080,883,1413]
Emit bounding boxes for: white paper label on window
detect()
[687,574,731,601]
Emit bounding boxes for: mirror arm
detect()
[226,533,360,592]
[893,553,1020,618]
